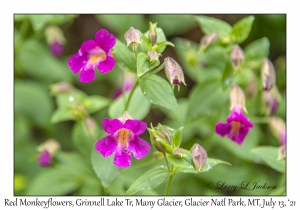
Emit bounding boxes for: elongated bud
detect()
[246,76,257,99]
[124,27,141,52]
[191,144,207,172]
[200,32,219,52]
[278,145,286,160]
[148,22,158,46]
[261,58,276,91]
[50,82,74,95]
[45,26,66,57]
[164,57,186,91]
[230,84,247,113]
[173,148,186,158]
[148,50,160,63]
[71,102,87,120]
[147,126,166,153]
[230,45,244,71]
[157,123,172,144]
[269,117,286,145]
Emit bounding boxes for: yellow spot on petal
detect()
[88,51,106,64]
[118,128,131,147]
[231,121,241,135]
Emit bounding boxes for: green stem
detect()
[163,152,170,172]
[165,173,174,196]
[124,81,138,112]
[140,62,165,80]
[121,71,127,109]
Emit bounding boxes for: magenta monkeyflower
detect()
[68,29,116,83]
[38,150,52,166]
[215,85,253,145]
[95,112,151,168]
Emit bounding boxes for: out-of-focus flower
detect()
[269,117,286,145]
[124,27,141,52]
[199,32,219,52]
[95,112,150,168]
[261,58,276,91]
[215,85,254,145]
[68,29,116,83]
[148,22,158,46]
[191,144,207,172]
[164,57,186,91]
[278,145,286,160]
[45,26,66,57]
[246,76,257,99]
[230,45,244,71]
[262,88,281,115]
[37,139,60,167]
[50,82,74,95]
[113,72,136,99]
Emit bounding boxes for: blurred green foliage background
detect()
[14,14,286,196]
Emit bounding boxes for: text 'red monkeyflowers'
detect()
[68,29,116,82]
[215,85,254,145]
[95,112,151,168]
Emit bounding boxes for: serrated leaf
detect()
[91,149,120,188]
[137,52,160,77]
[126,166,169,195]
[230,16,255,43]
[139,75,180,119]
[114,39,136,73]
[195,15,232,39]
[172,127,183,149]
[108,85,151,120]
[251,146,285,173]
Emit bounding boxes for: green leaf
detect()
[172,127,183,149]
[114,39,136,73]
[230,16,255,43]
[28,15,53,31]
[152,41,175,52]
[15,80,54,127]
[186,81,229,123]
[251,146,285,173]
[168,154,192,169]
[82,95,110,114]
[55,91,87,108]
[91,149,120,188]
[156,138,173,154]
[221,61,234,89]
[18,39,73,84]
[50,107,74,124]
[25,167,79,195]
[139,75,180,119]
[137,52,160,77]
[108,85,151,120]
[126,166,169,195]
[195,15,232,39]
[244,37,270,61]
[78,178,101,195]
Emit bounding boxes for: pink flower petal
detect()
[95,29,116,53]
[215,122,231,137]
[95,136,118,157]
[102,118,123,134]
[129,137,150,159]
[97,56,116,74]
[38,150,52,166]
[228,126,249,145]
[78,40,97,56]
[123,119,147,136]
[114,147,132,168]
[78,67,95,82]
[67,53,88,74]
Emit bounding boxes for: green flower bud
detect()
[124,27,142,52]
[191,144,207,173]
[147,123,172,153]
[173,148,186,158]
[164,57,186,91]
[148,22,158,46]
[278,145,286,160]
[148,50,160,63]
[269,117,286,145]
[230,84,247,113]
[261,58,276,91]
[37,139,60,156]
[230,45,244,71]
[71,102,87,120]
[50,82,74,95]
